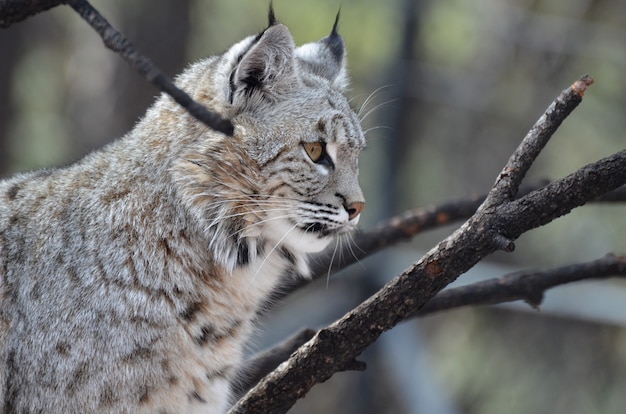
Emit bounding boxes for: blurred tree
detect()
[0,22,22,176]
[65,0,192,157]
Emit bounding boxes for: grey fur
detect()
[0,20,364,414]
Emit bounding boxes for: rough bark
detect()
[417,254,626,315]
[239,254,626,395]
[228,76,626,413]
[2,3,624,412]
[0,0,64,27]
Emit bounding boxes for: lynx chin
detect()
[0,9,365,414]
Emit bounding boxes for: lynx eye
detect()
[303,141,334,168]
[303,142,324,162]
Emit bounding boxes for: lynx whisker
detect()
[227,213,300,239]
[252,221,300,280]
[0,11,366,411]
[207,208,294,233]
[326,237,341,289]
[363,125,393,137]
[359,97,398,123]
[345,231,367,270]
[357,84,393,119]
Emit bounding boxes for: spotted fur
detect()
[0,13,364,414]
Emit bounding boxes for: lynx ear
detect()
[295,12,349,91]
[230,24,298,108]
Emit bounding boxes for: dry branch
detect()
[282,181,623,300]
[239,254,626,395]
[0,0,63,27]
[233,329,366,402]
[484,75,594,209]
[418,253,626,315]
[229,76,626,413]
[66,0,234,136]
[232,329,317,401]
[0,0,234,135]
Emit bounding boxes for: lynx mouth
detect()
[300,221,354,238]
[300,222,331,237]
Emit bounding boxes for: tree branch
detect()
[0,0,64,27]
[280,181,623,301]
[239,254,626,395]
[418,253,626,315]
[483,74,594,208]
[229,75,626,413]
[595,184,626,202]
[65,0,234,136]
[232,329,317,401]
[0,0,234,135]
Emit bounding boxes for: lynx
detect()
[0,11,365,414]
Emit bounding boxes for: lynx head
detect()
[173,12,365,272]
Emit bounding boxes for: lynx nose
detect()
[345,201,365,221]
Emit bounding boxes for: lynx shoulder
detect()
[0,12,364,414]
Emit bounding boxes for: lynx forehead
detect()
[0,10,364,414]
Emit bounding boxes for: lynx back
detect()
[0,12,364,414]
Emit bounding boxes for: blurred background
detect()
[1,0,625,412]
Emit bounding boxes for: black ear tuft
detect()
[230,24,298,109]
[268,1,279,27]
[331,9,340,36]
[294,10,349,90]
[323,10,344,67]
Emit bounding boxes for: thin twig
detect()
[66,0,234,136]
[483,75,594,207]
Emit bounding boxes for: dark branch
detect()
[595,185,626,202]
[483,75,594,207]
[228,75,626,414]
[0,0,234,134]
[280,180,624,301]
[0,0,63,27]
[232,329,317,401]
[65,0,234,136]
[499,149,626,237]
[239,254,626,397]
[418,253,626,315]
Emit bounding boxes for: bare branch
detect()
[0,0,234,134]
[281,181,622,300]
[595,185,626,202]
[239,254,626,396]
[0,0,64,27]
[232,329,317,401]
[418,253,626,315]
[65,0,234,136]
[498,150,625,237]
[483,75,594,207]
[229,75,626,414]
